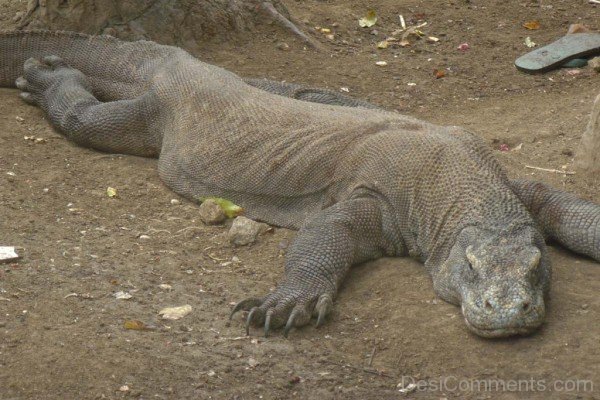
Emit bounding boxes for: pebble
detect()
[170,198,180,205]
[199,199,225,225]
[589,56,600,73]
[228,216,269,246]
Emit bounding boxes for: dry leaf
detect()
[523,21,540,30]
[358,10,377,28]
[107,187,118,198]
[159,304,192,320]
[434,69,446,79]
[524,37,536,48]
[123,320,154,331]
[377,40,389,49]
[114,291,132,300]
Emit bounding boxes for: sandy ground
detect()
[0,1,599,399]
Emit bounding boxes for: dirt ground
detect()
[1,1,599,399]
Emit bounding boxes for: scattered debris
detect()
[119,385,130,392]
[64,292,94,299]
[170,198,180,205]
[525,165,575,175]
[399,14,406,30]
[358,10,377,28]
[106,187,118,198]
[24,136,46,143]
[114,291,133,300]
[123,319,155,331]
[524,37,536,48]
[247,357,259,368]
[565,69,582,76]
[434,69,446,79]
[228,216,270,246]
[158,283,172,290]
[138,234,151,240]
[159,304,192,320]
[375,60,388,66]
[457,42,470,51]
[499,144,510,152]
[0,247,20,263]
[523,21,541,30]
[397,382,417,394]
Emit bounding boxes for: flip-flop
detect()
[515,32,600,73]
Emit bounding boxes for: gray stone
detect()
[199,199,226,225]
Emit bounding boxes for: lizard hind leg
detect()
[16,55,87,108]
[16,55,162,157]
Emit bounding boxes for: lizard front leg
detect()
[16,56,161,157]
[510,179,600,261]
[230,197,389,337]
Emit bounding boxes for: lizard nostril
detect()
[522,301,531,312]
[484,300,493,310]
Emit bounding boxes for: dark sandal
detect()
[515,33,600,73]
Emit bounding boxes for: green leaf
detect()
[199,197,244,218]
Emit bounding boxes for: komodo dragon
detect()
[2,31,599,338]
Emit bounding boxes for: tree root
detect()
[260,2,324,50]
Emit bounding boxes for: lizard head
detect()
[433,225,551,338]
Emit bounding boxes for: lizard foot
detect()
[16,56,86,107]
[230,283,334,337]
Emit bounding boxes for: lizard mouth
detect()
[463,317,538,338]
[461,303,543,338]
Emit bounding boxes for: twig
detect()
[260,2,324,50]
[328,361,396,379]
[367,346,377,367]
[525,165,575,175]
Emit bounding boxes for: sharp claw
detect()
[315,294,333,328]
[246,307,259,336]
[284,309,300,338]
[19,92,34,104]
[230,297,262,320]
[15,77,27,90]
[24,57,41,70]
[43,55,66,68]
[264,310,273,338]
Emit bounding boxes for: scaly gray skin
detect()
[1,31,598,338]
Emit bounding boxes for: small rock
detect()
[119,385,130,392]
[228,216,269,246]
[561,148,574,157]
[199,199,226,225]
[589,56,600,73]
[170,198,180,205]
[138,234,151,240]
[114,291,132,300]
[248,357,259,368]
[276,42,290,51]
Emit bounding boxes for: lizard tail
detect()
[0,30,175,93]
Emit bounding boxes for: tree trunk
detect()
[575,93,600,174]
[17,0,297,52]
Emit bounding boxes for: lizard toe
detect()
[42,55,68,69]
